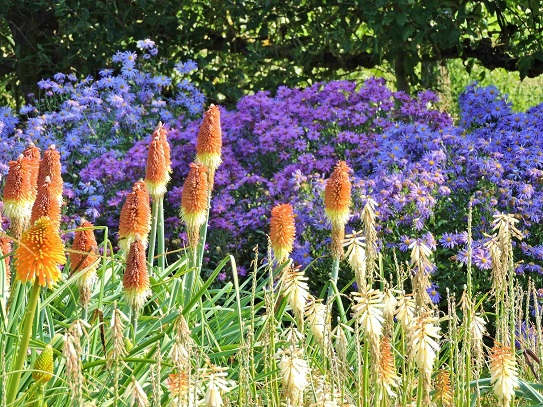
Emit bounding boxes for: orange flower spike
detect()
[155,122,171,170]
[37,145,63,202]
[22,142,41,197]
[69,220,99,281]
[31,176,62,230]
[324,161,352,226]
[270,204,296,264]
[118,180,151,251]
[0,233,12,289]
[145,135,170,199]
[196,104,222,172]
[69,220,99,309]
[181,162,208,248]
[324,161,352,259]
[15,216,66,288]
[3,156,35,237]
[123,239,150,311]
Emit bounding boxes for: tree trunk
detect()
[395,51,410,94]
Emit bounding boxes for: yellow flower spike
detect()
[37,145,63,203]
[324,160,351,259]
[270,203,296,264]
[15,216,66,288]
[118,180,151,251]
[196,104,222,173]
[32,344,54,384]
[31,175,62,230]
[145,132,171,199]
[22,142,41,193]
[3,155,35,238]
[324,160,351,228]
[181,162,209,248]
[123,239,150,311]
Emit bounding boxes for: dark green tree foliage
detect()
[1,0,542,106]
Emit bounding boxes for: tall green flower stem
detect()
[464,203,474,404]
[6,280,41,406]
[157,198,166,271]
[131,306,138,343]
[415,374,425,407]
[328,256,340,300]
[362,340,370,407]
[183,192,211,306]
[147,198,160,268]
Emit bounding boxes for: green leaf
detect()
[518,55,533,79]
[395,13,408,26]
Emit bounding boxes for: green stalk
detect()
[148,199,159,268]
[400,329,408,407]
[362,339,369,407]
[465,204,473,404]
[328,256,340,301]
[131,306,138,343]
[6,281,41,406]
[81,305,87,323]
[183,193,211,306]
[415,374,424,407]
[157,197,166,272]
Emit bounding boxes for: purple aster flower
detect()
[472,247,492,270]
[87,195,104,208]
[292,241,313,268]
[398,235,414,252]
[426,283,441,304]
[175,60,198,74]
[136,38,156,50]
[439,233,457,249]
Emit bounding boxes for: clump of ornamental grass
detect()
[270,203,296,265]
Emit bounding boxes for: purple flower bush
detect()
[3,42,543,300]
[0,39,204,230]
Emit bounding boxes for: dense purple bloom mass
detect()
[0,41,204,231]
[3,43,543,293]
